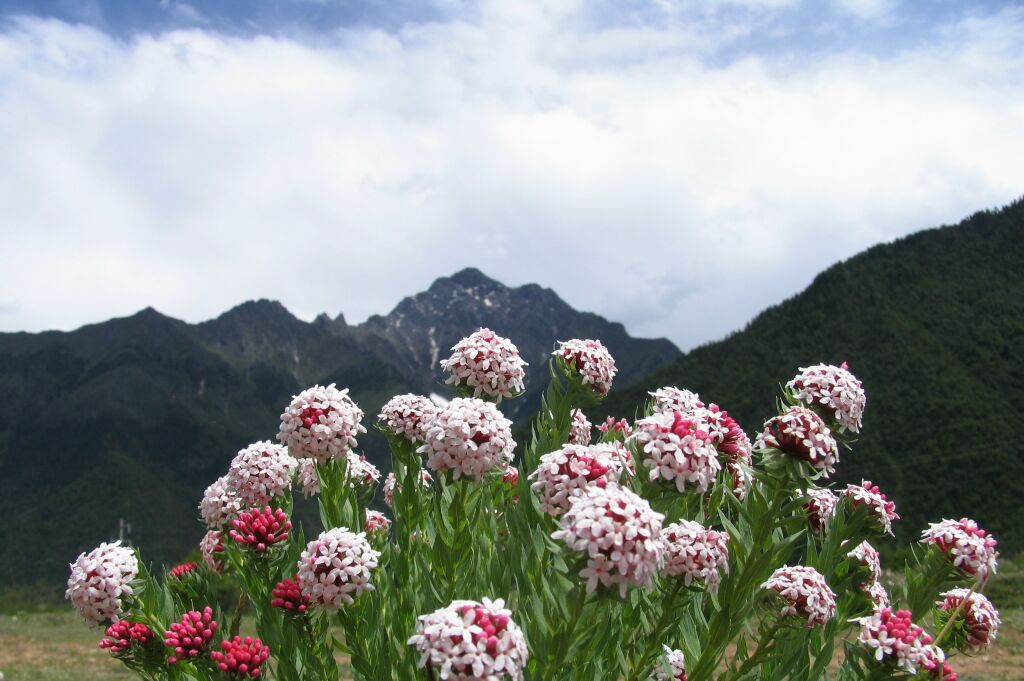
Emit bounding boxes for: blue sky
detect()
[1,1,1022,349]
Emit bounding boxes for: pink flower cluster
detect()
[440,328,527,402]
[169,562,199,580]
[755,406,839,477]
[650,646,687,681]
[662,520,730,593]
[632,410,720,494]
[787,362,866,433]
[844,480,899,536]
[295,458,320,498]
[921,518,999,586]
[802,488,838,532]
[164,607,217,664]
[529,443,627,516]
[419,397,515,481]
[200,530,224,573]
[760,565,836,627]
[271,576,310,615]
[383,469,433,508]
[847,541,888,607]
[65,541,139,625]
[649,387,703,415]
[569,409,592,445]
[407,597,528,680]
[555,339,617,395]
[343,452,382,488]
[226,441,297,507]
[98,620,155,655]
[364,510,391,536]
[229,506,291,552]
[705,405,753,498]
[278,383,366,462]
[297,528,380,610]
[597,416,633,438]
[937,589,1000,651]
[378,394,437,443]
[552,485,665,597]
[854,608,951,678]
[211,636,270,678]
[199,475,243,530]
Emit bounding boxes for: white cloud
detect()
[0,4,1022,349]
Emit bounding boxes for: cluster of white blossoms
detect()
[296,458,321,498]
[200,530,224,573]
[65,541,139,625]
[760,565,837,627]
[853,608,947,677]
[649,387,704,415]
[632,411,720,494]
[568,409,592,445]
[226,441,297,507]
[408,598,528,680]
[844,481,899,536]
[419,397,515,481]
[921,518,999,586]
[199,475,243,530]
[383,469,434,508]
[554,339,617,395]
[440,328,527,402]
[278,384,367,462]
[649,646,687,681]
[553,485,665,597]
[787,362,866,433]
[378,394,437,443]
[661,520,730,593]
[529,443,627,516]
[937,588,1001,651]
[296,528,380,611]
[343,452,382,488]
[802,488,839,532]
[846,541,882,583]
[755,406,840,477]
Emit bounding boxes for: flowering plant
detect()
[66,338,999,680]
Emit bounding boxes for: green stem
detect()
[543,584,589,681]
[629,581,685,680]
[933,581,977,648]
[729,620,781,681]
[229,590,247,638]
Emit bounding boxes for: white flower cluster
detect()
[760,565,836,627]
[568,409,592,445]
[199,475,243,530]
[755,406,840,477]
[440,329,527,402]
[662,520,730,593]
[632,411,720,494]
[226,441,297,507]
[278,384,367,462]
[554,339,617,395]
[552,485,665,597]
[921,518,999,586]
[344,452,382,488]
[844,481,899,536]
[419,397,515,481]
[529,443,627,516]
[297,528,380,611]
[649,646,687,681]
[846,540,882,582]
[787,362,866,433]
[200,530,223,573]
[383,469,434,508]
[802,488,838,531]
[378,394,437,443]
[937,588,1000,651]
[408,598,529,680]
[65,541,138,625]
[296,458,321,498]
[649,387,704,415]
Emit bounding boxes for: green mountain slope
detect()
[598,198,1024,554]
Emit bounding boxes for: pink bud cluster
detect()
[271,576,310,615]
[552,485,665,597]
[297,528,380,610]
[278,383,366,462]
[440,328,527,402]
[378,394,437,443]
[199,475,243,530]
[228,506,291,552]
[569,409,593,445]
[170,562,199,579]
[756,406,840,477]
[65,541,139,626]
[854,608,950,678]
[164,607,218,664]
[921,518,999,586]
[200,530,224,573]
[597,416,633,438]
[650,646,688,681]
[419,397,516,481]
[98,620,155,655]
[937,589,1000,651]
[383,469,433,508]
[760,565,836,627]
[555,339,617,395]
[802,488,839,532]
[661,520,730,593]
[787,362,866,433]
[632,410,721,494]
[226,441,297,507]
[529,443,627,516]
[211,636,270,678]
[407,597,528,680]
[844,480,899,536]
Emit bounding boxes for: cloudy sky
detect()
[1,0,1022,350]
